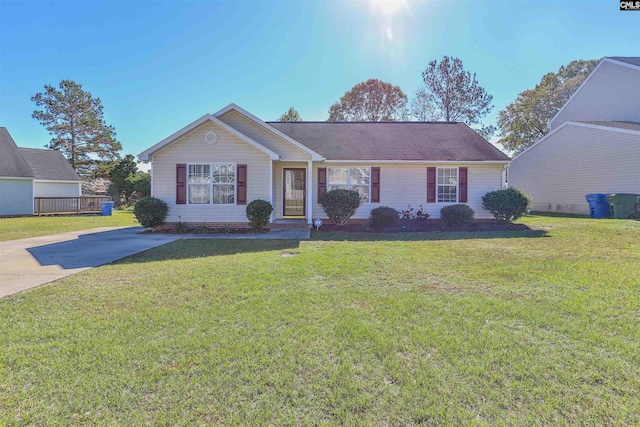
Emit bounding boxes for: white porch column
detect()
[307,161,313,224]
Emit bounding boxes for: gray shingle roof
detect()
[576,121,640,132]
[19,148,81,181]
[0,127,81,181]
[607,57,640,67]
[267,122,510,161]
[0,127,35,178]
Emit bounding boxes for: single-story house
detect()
[0,127,82,216]
[138,104,510,226]
[509,57,640,215]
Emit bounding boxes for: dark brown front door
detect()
[283,168,306,217]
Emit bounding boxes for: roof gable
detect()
[214,104,323,161]
[268,121,510,162]
[138,114,280,161]
[0,127,34,178]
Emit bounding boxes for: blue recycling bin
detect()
[585,193,610,218]
[100,201,115,216]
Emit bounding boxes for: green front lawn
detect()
[1,216,639,425]
[0,210,138,242]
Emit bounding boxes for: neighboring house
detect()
[509,57,640,215]
[138,104,510,226]
[0,127,82,216]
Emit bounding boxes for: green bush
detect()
[369,206,400,228]
[246,199,274,231]
[482,187,531,223]
[440,204,474,227]
[319,189,362,226]
[133,197,169,228]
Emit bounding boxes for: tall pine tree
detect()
[32,80,122,179]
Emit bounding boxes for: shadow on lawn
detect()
[114,238,304,263]
[310,229,549,242]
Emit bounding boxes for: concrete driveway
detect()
[0,227,179,298]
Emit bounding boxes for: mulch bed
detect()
[316,219,531,233]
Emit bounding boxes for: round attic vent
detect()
[205,131,218,144]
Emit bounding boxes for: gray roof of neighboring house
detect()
[576,121,640,132]
[19,148,82,181]
[607,57,640,67]
[0,127,81,181]
[267,121,510,161]
[0,127,35,178]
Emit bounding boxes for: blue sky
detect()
[1,0,639,160]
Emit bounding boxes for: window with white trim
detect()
[188,164,235,205]
[327,167,370,202]
[437,167,458,203]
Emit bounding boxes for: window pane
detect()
[189,164,210,184]
[189,184,210,204]
[352,185,369,203]
[437,168,457,186]
[213,184,235,204]
[438,186,457,203]
[213,164,235,184]
[327,184,348,192]
[328,167,348,185]
[350,167,370,185]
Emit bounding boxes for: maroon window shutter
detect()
[318,168,327,202]
[427,167,436,203]
[176,164,186,204]
[371,167,380,203]
[236,164,247,205]
[458,167,468,203]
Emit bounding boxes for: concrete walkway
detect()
[0,226,310,298]
[0,227,180,298]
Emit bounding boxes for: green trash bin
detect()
[606,193,639,219]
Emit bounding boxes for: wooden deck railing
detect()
[34,196,113,215]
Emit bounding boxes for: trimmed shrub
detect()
[369,206,400,228]
[133,197,169,228]
[319,189,362,226]
[246,199,274,231]
[440,204,474,227]
[482,187,531,223]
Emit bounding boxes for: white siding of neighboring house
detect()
[218,110,312,161]
[509,124,640,215]
[0,178,34,215]
[33,181,81,197]
[550,61,640,130]
[310,163,505,220]
[151,121,272,223]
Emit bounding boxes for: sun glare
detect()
[370,0,407,16]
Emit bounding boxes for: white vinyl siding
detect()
[151,122,271,223]
[218,110,311,161]
[550,61,640,130]
[312,163,503,220]
[33,181,81,197]
[509,124,640,215]
[0,178,34,215]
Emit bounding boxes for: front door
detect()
[283,168,306,217]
